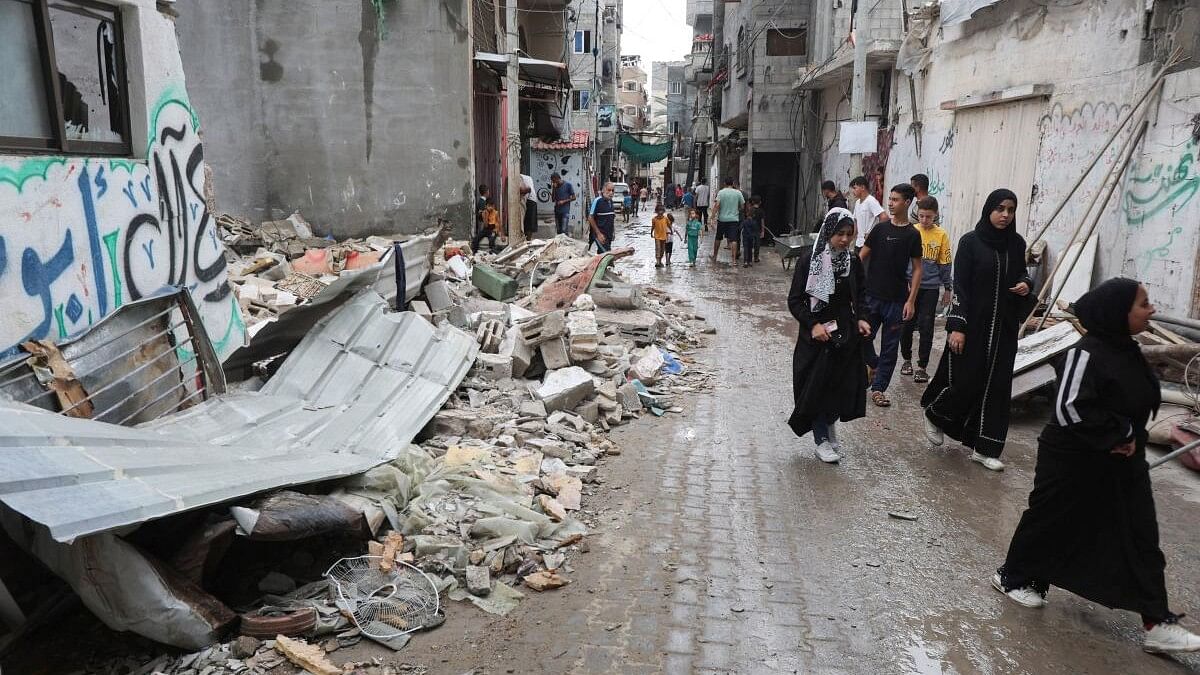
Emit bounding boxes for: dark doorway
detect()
[751,152,797,238]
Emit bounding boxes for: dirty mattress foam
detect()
[0,291,478,543]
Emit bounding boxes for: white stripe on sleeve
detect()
[1060,349,1090,425]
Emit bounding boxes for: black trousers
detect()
[900,287,940,367]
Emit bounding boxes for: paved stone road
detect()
[405,211,1200,674]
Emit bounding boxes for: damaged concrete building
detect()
[798,0,1200,316]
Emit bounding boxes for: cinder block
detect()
[516,310,567,347]
[534,366,595,412]
[540,337,571,370]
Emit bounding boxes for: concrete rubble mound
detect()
[0,229,714,671]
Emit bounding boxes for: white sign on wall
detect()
[839,121,878,154]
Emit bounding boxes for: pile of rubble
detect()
[218,213,423,337]
[77,234,714,674]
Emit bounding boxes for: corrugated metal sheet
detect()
[0,291,477,543]
[940,0,1004,26]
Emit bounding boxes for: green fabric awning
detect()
[618,134,673,163]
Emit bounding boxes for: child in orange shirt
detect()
[652,205,678,267]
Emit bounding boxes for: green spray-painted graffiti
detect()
[1135,225,1184,274]
[0,157,68,192]
[1123,141,1198,227]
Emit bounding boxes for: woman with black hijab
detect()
[920,189,1035,471]
[993,278,1200,654]
[787,209,872,464]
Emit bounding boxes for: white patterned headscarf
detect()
[805,207,855,311]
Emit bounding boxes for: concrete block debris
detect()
[517,310,567,347]
[471,264,517,300]
[539,337,572,370]
[534,366,595,412]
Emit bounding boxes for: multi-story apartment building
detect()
[684,0,715,186]
[565,0,624,185]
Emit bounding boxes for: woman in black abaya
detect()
[993,278,1200,654]
[920,189,1035,471]
[787,209,871,464]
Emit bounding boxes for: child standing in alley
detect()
[740,205,763,267]
[664,212,681,266]
[652,204,671,268]
[686,208,704,267]
[900,196,953,383]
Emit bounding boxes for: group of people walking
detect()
[788,179,1200,655]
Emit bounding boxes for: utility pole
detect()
[849,0,870,180]
[505,0,525,246]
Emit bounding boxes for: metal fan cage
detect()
[325,555,441,638]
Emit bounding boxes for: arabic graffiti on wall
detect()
[0,93,244,362]
[1122,140,1198,227]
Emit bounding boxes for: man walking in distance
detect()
[909,173,935,224]
[694,178,711,225]
[550,174,576,236]
[712,177,746,264]
[588,182,617,253]
[850,175,887,250]
[858,183,923,407]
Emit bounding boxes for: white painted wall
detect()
[822,0,1200,315]
[0,1,244,362]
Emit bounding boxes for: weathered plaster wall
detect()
[845,0,1200,314]
[0,1,243,363]
[176,0,476,239]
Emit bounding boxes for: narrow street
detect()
[399,209,1200,674]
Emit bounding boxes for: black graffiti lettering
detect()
[123,213,160,301]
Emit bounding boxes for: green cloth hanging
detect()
[618,134,673,163]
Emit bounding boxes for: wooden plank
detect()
[1012,363,1056,399]
[1013,321,1082,374]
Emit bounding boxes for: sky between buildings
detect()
[620,0,691,93]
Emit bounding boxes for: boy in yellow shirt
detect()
[652,204,678,267]
[900,196,953,383]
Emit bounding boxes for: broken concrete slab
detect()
[499,326,533,379]
[539,338,572,370]
[536,495,568,522]
[589,282,643,309]
[595,308,662,345]
[617,382,643,412]
[533,367,595,412]
[519,399,548,418]
[574,400,600,424]
[523,570,570,591]
[630,347,666,385]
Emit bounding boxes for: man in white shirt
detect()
[850,175,887,248]
[693,179,711,223]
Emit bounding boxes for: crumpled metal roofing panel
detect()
[0,291,477,543]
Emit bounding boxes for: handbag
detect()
[822,319,854,349]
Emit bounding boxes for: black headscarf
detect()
[975,188,1020,251]
[1072,277,1140,347]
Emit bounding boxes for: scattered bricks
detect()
[539,337,571,370]
[589,282,643,309]
[567,311,600,361]
[424,280,454,313]
[475,319,505,354]
[573,400,600,424]
[472,264,518,301]
[474,353,514,381]
[499,326,533,378]
[519,399,548,418]
[617,382,643,412]
[595,308,662,345]
[410,299,434,324]
[466,565,492,596]
[534,367,595,413]
[516,310,567,347]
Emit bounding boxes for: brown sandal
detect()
[871,391,891,407]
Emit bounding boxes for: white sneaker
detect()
[971,452,1005,471]
[815,441,840,464]
[923,413,944,447]
[991,573,1046,608]
[827,425,844,456]
[1144,621,1200,653]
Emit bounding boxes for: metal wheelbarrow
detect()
[775,234,815,270]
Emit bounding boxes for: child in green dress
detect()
[686,208,704,267]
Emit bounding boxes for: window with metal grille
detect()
[669,81,682,94]
[572,89,591,111]
[0,0,131,155]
